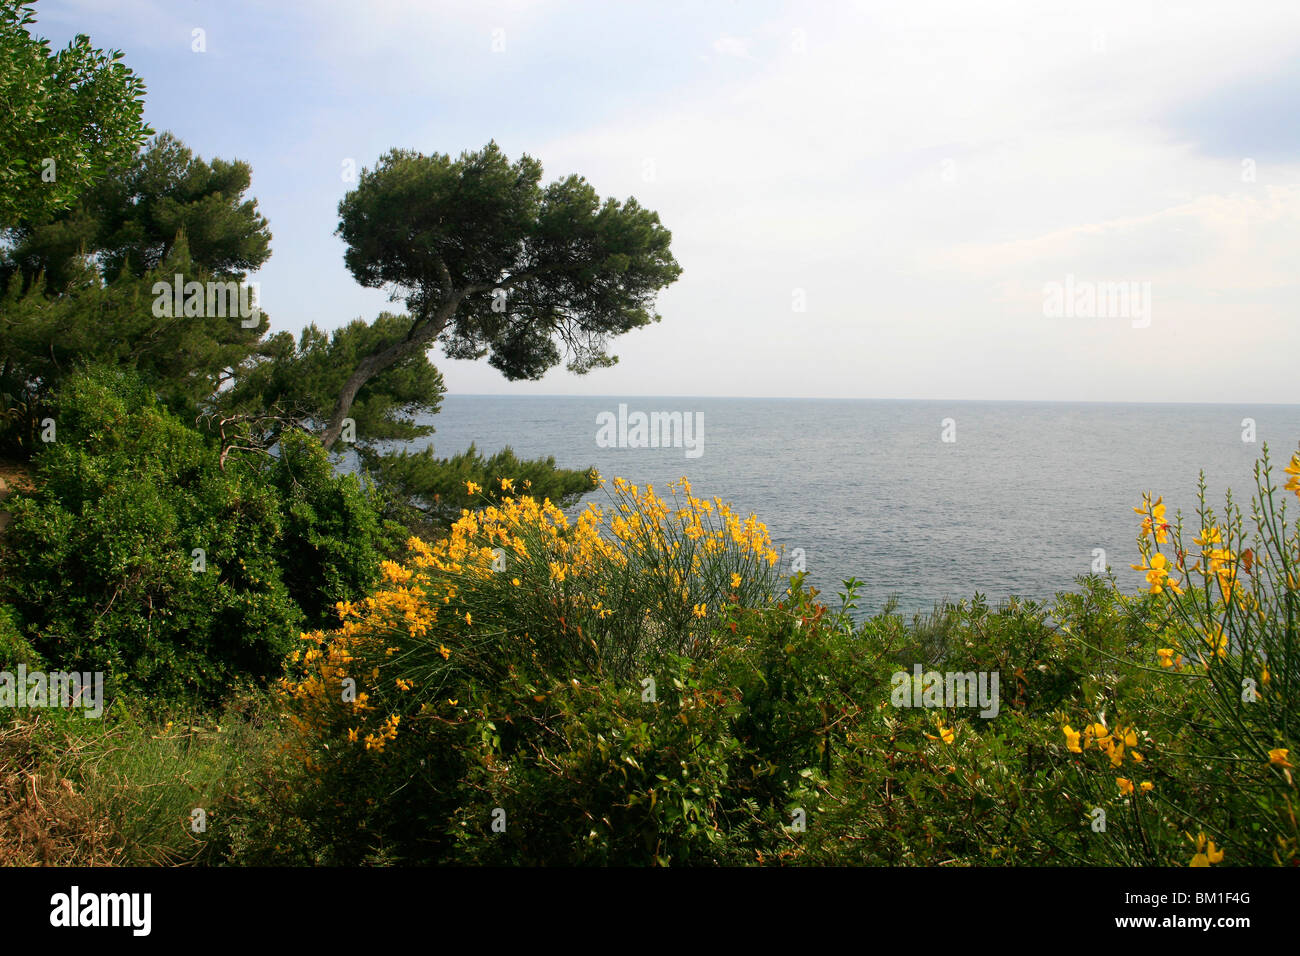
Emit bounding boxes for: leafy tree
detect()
[216,311,596,534]
[0,133,273,452]
[215,312,445,456]
[323,141,681,449]
[2,131,271,294]
[0,235,269,451]
[0,367,397,701]
[0,0,150,228]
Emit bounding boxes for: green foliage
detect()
[363,442,596,533]
[0,367,391,702]
[218,312,444,451]
[264,429,402,629]
[1,130,273,455]
[447,654,750,865]
[0,602,41,668]
[3,131,271,294]
[1,367,300,700]
[0,0,150,227]
[0,236,269,452]
[336,140,681,379]
[1,693,277,865]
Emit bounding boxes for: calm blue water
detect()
[380,397,1300,616]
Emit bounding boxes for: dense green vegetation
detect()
[4,452,1297,866]
[0,0,150,227]
[1,2,1294,869]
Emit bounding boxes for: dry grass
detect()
[0,718,122,866]
[0,698,279,867]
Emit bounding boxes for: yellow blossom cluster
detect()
[364,713,401,752]
[1132,494,1252,602]
[1063,721,1155,799]
[279,564,446,758]
[604,476,780,569]
[1131,552,1183,596]
[1063,722,1148,769]
[1156,646,1184,670]
[279,475,780,759]
[1134,493,1170,544]
[1190,526,1239,602]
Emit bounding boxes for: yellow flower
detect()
[1193,526,1222,547]
[1157,648,1177,667]
[1106,739,1125,767]
[692,603,707,618]
[1063,725,1082,753]
[1268,748,1293,769]
[1117,777,1134,795]
[465,611,472,626]
[466,480,481,495]
[730,573,742,589]
[1131,552,1183,595]
[511,577,521,587]
[1139,781,1154,792]
[439,644,451,660]
[500,477,514,491]
[1189,832,1225,867]
[1284,454,1300,496]
[1135,495,1170,542]
[927,719,955,745]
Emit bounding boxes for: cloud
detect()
[711,36,753,58]
[39,0,1300,402]
[949,186,1300,291]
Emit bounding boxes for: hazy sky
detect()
[33,0,1300,402]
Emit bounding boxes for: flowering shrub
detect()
[270,476,788,863]
[1053,445,1299,866]
[247,450,1299,866]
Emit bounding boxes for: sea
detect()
[381,396,1300,618]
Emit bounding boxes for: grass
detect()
[0,693,277,866]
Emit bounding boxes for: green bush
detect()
[0,603,41,669]
[265,428,401,630]
[0,366,392,702]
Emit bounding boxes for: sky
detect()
[30,0,1300,403]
